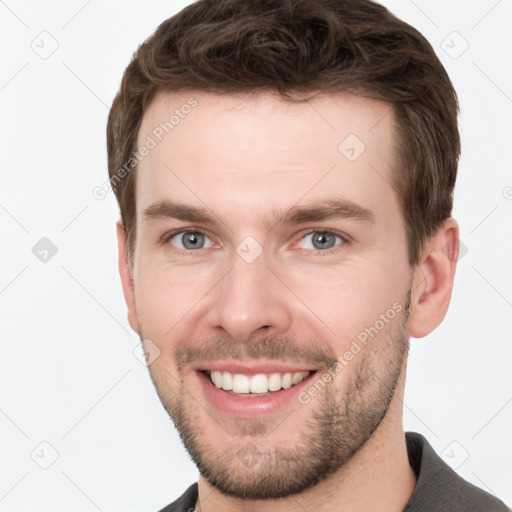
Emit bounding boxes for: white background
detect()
[1,0,511,510]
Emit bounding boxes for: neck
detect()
[195,375,416,512]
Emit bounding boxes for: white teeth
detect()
[292,372,303,385]
[268,373,282,391]
[222,371,233,391]
[249,374,268,393]
[232,374,250,393]
[207,370,310,393]
[211,370,223,388]
[281,373,292,389]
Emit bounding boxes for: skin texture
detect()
[117,91,459,512]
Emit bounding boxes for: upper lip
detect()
[193,361,318,375]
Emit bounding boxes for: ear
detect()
[408,218,459,338]
[116,220,139,334]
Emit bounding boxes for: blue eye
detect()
[298,231,343,251]
[165,230,344,254]
[168,231,213,250]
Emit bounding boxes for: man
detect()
[106,0,510,510]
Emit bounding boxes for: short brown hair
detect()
[107,0,460,265]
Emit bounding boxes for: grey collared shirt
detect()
[157,432,510,511]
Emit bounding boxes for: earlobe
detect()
[408,218,459,338]
[116,221,139,334]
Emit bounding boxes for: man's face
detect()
[127,91,415,498]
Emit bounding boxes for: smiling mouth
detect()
[201,369,317,396]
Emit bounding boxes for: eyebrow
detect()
[142,199,376,228]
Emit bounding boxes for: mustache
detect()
[175,334,339,371]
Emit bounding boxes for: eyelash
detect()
[162,228,348,256]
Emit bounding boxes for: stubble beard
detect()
[144,293,411,500]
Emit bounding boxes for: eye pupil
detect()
[312,232,336,250]
[182,232,204,249]
[174,231,339,252]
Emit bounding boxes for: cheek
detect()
[133,262,214,340]
[281,258,407,346]
[133,265,209,388]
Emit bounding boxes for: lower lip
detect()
[196,370,317,418]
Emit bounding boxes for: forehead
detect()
[135,91,398,225]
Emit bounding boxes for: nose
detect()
[206,249,292,343]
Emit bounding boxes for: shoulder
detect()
[155,483,198,512]
[404,432,510,512]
